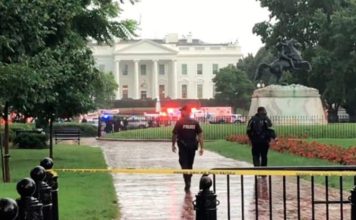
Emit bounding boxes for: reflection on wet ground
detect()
[92,140,252,220]
[180,192,194,220]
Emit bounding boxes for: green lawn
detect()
[307,138,356,148]
[205,140,355,189]
[105,123,356,140]
[0,145,118,220]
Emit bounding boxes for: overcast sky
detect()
[119,0,271,56]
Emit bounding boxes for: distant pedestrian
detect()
[105,120,113,133]
[246,107,277,167]
[123,118,128,130]
[114,118,121,132]
[172,105,204,193]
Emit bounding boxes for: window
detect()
[98,64,105,72]
[140,64,146,75]
[213,64,219,74]
[182,64,187,75]
[122,85,128,99]
[197,84,203,99]
[182,84,188,99]
[159,85,165,99]
[140,91,147,99]
[122,64,128,75]
[159,64,165,75]
[197,64,203,75]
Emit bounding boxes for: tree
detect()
[0,0,136,181]
[94,72,119,109]
[213,66,254,111]
[0,64,43,182]
[253,0,356,121]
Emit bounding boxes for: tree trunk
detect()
[49,118,53,159]
[3,102,10,182]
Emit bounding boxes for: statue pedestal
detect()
[248,84,327,125]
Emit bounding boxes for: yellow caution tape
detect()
[53,168,356,177]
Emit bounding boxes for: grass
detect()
[105,123,356,140]
[205,140,355,189]
[0,145,118,220]
[307,138,356,148]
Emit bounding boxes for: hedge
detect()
[53,123,97,137]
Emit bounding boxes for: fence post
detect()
[30,166,53,220]
[0,198,18,220]
[16,178,44,220]
[40,157,59,220]
[350,186,356,220]
[193,174,219,220]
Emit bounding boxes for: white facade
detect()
[90,34,243,100]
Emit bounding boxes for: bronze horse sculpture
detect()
[255,39,312,83]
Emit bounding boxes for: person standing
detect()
[246,107,276,167]
[172,106,204,193]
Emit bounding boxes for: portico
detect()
[113,40,178,100]
[114,58,178,100]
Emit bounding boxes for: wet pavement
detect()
[81,139,351,220]
[83,139,254,219]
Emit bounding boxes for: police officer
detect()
[246,107,276,167]
[172,105,204,193]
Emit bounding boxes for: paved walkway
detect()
[82,139,351,220]
[83,139,254,219]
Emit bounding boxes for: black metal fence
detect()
[202,166,356,220]
[102,115,356,140]
[0,158,59,220]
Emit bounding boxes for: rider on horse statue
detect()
[277,39,304,71]
[255,38,311,83]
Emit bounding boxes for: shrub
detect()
[0,123,35,142]
[53,123,97,137]
[13,132,48,149]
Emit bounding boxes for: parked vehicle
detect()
[231,114,246,123]
[127,116,149,129]
[208,114,246,124]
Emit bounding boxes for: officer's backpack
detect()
[251,117,268,141]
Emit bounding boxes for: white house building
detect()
[90,33,243,100]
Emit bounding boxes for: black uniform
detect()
[173,117,202,188]
[246,114,273,166]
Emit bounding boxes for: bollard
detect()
[30,166,52,220]
[350,186,356,220]
[16,178,44,220]
[193,175,220,220]
[40,157,59,220]
[0,198,18,220]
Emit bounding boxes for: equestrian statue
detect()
[255,38,312,83]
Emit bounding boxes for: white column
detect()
[171,60,178,99]
[115,60,120,99]
[133,60,140,99]
[152,60,159,99]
